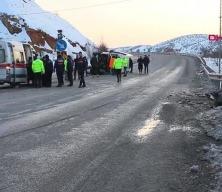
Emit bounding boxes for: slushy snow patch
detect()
[204,58,220,73]
[204,144,222,192]
[199,107,222,141]
[199,107,222,191]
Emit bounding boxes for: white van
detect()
[0,40,33,86]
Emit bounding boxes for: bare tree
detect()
[98,42,108,53]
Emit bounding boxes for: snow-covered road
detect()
[0,54,216,192]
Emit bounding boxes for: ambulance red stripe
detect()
[0,63,27,69]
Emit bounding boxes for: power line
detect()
[17,0,133,16]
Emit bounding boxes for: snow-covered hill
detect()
[114,45,151,53]
[114,34,218,57]
[151,34,216,55]
[0,0,94,57]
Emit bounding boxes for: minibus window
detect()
[13,50,25,63]
[8,44,14,63]
[0,49,5,63]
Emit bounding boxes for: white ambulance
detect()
[0,40,33,86]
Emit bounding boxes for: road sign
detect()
[56,39,67,51]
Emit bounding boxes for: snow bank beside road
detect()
[199,107,222,192]
[204,144,222,192]
[199,107,222,140]
[204,58,220,73]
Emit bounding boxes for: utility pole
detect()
[219,0,222,89]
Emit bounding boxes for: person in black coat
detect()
[54,55,65,87]
[27,57,34,86]
[76,52,87,88]
[43,55,53,87]
[67,55,74,86]
[84,56,88,77]
[90,53,99,75]
[137,56,143,74]
[143,55,150,74]
[129,57,133,73]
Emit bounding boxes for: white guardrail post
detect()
[183,53,222,87]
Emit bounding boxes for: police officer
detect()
[123,56,129,77]
[66,55,74,86]
[76,52,87,88]
[113,56,123,83]
[54,55,65,87]
[32,55,45,88]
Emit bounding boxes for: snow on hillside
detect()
[132,45,151,53]
[113,46,132,53]
[114,34,218,56]
[150,34,216,55]
[0,0,94,57]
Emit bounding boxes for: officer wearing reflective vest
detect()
[32,55,45,88]
[54,55,65,87]
[113,56,124,83]
[123,56,129,77]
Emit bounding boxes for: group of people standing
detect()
[29,51,88,88]
[28,53,151,88]
[110,55,150,83]
[137,55,150,74]
[110,56,133,83]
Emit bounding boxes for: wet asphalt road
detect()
[0,55,214,192]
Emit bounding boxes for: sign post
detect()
[209,0,222,89]
[219,0,222,89]
[56,30,68,59]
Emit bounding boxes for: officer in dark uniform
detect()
[76,52,87,88]
[54,55,65,87]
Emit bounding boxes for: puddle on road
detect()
[137,118,161,137]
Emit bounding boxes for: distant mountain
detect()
[0,0,95,57]
[114,34,217,57]
[113,45,151,53]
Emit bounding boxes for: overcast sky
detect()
[35,0,219,47]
